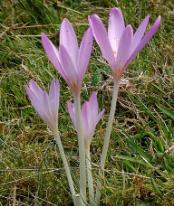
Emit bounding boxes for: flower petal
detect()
[81,101,91,135]
[67,101,76,128]
[49,79,59,122]
[25,83,50,126]
[89,92,98,116]
[108,8,125,54]
[114,25,133,76]
[126,16,161,68]
[59,45,79,87]
[88,14,116,69]
[78,28,93,79]
[60,18,78,66]
[43,91,54,127]
[41,33,67,80]
[132,15,150,52]
[28,80,43,100]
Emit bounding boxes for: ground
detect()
[0,0,174,205]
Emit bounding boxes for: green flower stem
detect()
[74,93,87,204]
[95,78,119,204]
[86,144,95,205]
[54,132,79,205]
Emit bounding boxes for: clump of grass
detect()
[1,0,174,205]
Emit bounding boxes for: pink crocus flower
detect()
[25,79,59,133]
[41,19,93,95]
[67,92,104,147]
[89,7,161,79]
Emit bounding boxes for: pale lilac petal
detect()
[60,18,78,66]
[44,90,58,132]
[49,79,59,121]
[25,85,50,126]
[78,28,93,79]
[132,15,150,52]
[126,16,161,68]
[41,33,67,80]
[88,15,116,69]
[89,92,98,116]
[28,80,43,100]
[43,91,54,128]
[115,25,133,73]
[108,8,125,54]
[82,101,90,127]
[49,79,59,102]
[67,101,76,128]
[59,45,79,86]
[81,101,91,137]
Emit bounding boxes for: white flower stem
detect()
[74,94,86,204]
[54,132,80,205]
[86,145,95,205]
[95,78,119,204]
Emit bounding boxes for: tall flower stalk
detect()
[41,19,93,203]
[95,79,119,202]
[73,92,87,203]
[89,7,161,203]
[25,80,78,204]
[68,92,104,204]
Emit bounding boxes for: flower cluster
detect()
[25,7,161,205]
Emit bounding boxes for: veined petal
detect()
[59,45,79,88]
[88,14,116,69]
[126,16,161,68]
[132,15,150,52]
[78,28,93,79]
[108,8,125,54]
[41,33,67,80]
[114,25,133,76]
[60,18,78,66]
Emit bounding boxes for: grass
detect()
[0,0,174,205]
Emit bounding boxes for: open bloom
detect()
[67,92,104,147]
[89,7,161,79]
[41,19,93,95]
[25,79,59,133]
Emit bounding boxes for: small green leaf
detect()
[157,104,174,120]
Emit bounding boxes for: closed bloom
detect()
[67,92,104,147]
[41,18,93,95]
[25,79,59,133]
[89,8,161,79]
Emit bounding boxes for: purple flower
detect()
[89,7,161,79]
[25,79,59,133]
[67,92,104,147]
[41,19,93,95]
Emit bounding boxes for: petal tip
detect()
[89,14,99,22]
[126,24,134,34]
[41,32,48,41]
[61,18,72,29]
[157,15,161,24]
[110,7,122,15]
